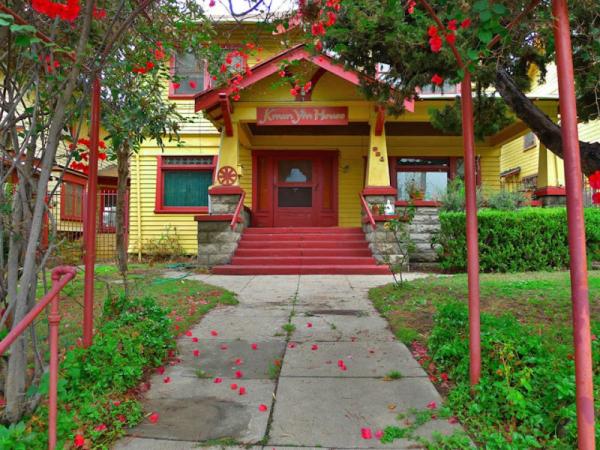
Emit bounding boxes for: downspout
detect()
[136,153,142,262]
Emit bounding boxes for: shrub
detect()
[0,295,175,449]
[433,207,600,272]
[484,189,526,211]
[428,301,600,448]
[439,179,484,212]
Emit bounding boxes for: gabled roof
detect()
[194,44,414,112]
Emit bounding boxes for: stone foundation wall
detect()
[408,207,440,263]
[197,193,249,267]
[362,194,406,266]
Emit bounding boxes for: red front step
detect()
[231,256,377,266]
[235,248,373,257]
[244,227,363,234]
[241,233,366,242]
[212,265,392,275]
[237,241,369,249]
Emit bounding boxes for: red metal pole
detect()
[552,1,596,447]
[460,72,481,386]
[47,274,62,450]
[83,77,100,348]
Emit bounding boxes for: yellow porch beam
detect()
[214,123,240,186]
[366,113,391,186]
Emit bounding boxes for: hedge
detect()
[433,207,600,272]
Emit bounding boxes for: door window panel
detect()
[278,160,312,183]
[397,171,448,200]
[278,187,312,207]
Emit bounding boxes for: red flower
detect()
[117,414,126,423]
[149,412,160,423]
[279,70,286,78]
[259,404,268,412]
[447,19,458,31]
[95,423,107,432]
[311,22,326,36]
[429,35,443,53]
[446,33,456,45]
[92,6,106,20]
[220,64,228,73]
[311,344,319,350]
[193,349,200,357]
[427,25,438,37]
[251,343,258,350]
[290,88,299,96]
[112,400,121,407]
[235,358,243,365]
[210,330,218,336]
[214,377,223,383]
[163,377,171,383]
[431,74,444,86]
[361,428,373,439]
[98,152,107,161]
[448,416,459,424]
[209,0,216,6]
[185,330,193,337]
[156,366,165,375]
[189,80,197,89]
[74,434,85,447]
[230,383,238,390]
[307,322,313,328]
[406,0,416,14]
[192,337,199,343]
[326,11,337,27]
[461,18,471,29]
[589,171,600,189]
[375,429,384,439]
[426,401,437,410]
[315,40,323,52]
[238,386,247,395]
[235,370,244,378]
[592,192,600,205]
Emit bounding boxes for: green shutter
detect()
[164,171,211,207]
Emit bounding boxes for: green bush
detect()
[0,295,175,449]
[428,301,600,448]
[433,207,600,272]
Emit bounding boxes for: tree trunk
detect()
[495,68,600,176]
[115,144,130,293]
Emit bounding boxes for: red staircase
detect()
[212,227,391,275]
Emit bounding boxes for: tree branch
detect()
[495,68,600,176]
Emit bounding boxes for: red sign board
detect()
[256,106,348,126]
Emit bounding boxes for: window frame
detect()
[154,155,217,214]
[168,54,210,100]
[523,132,537,151]
[390,156,481,205]
[60,177,86,222]
[99,188,118,233]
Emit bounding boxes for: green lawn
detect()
[370,271,600,448]
[33,263,236,351]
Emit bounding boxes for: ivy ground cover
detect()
[370,271,600,448]
[0,264,236,449]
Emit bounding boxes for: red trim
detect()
[154,155,216,214]
[219,93,234,136]
[208,185,244,195]
[60,178,86,222]
[374,106,385,136]
[195,45,371,112]
[359,193,376,230]
[535,186,567,197]
[230,191,246,230]
[301,68,327,101]
[362,186,397,196]
[395,200,441,207]
[195,214,241,222]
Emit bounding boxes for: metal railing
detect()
[0,266,77,450]
[230,191,246,230]
[359,193,376,230]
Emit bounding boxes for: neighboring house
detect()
[500,64,600,206]
[127,22,559,272]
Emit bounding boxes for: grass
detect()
[370,270,600,346]
[384,370,403,380]
[369,270,600,448]
[33,263,237,354]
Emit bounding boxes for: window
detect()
[155,156,217,213]
[61,181,84,221]
[169,53,207,98]
[391,157,480,202]
[523,132,537,150]
[100,190,117,232]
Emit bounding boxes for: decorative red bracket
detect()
[374,105,385,136]
[219,93,233,137]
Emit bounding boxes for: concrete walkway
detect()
[114,273,462,449]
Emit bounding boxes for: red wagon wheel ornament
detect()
[217,165,238,186]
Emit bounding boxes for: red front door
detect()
[253,151,338,227]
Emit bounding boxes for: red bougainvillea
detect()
[69,138,107,173]
[31,0,80,21]
[590,171,600,204]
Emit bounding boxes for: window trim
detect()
[60,177,86,222]
[523,132,537,151]
[154,155,217,214]
[168,55,210,100]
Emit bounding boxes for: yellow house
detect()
[499,64,600,206]
[128,24,559,274]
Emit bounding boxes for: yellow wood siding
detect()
[338,148,364,227]
[128,137,220,255]
[579,120,600,144]
[500,134,539,179]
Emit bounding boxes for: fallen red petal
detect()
[214,377,223,383]
[361,427,373,439]
[230,383,238,390]
[192,337,199,343]
[235,358,244,365]
[211,330,218,336]
[239,386,247,395]
[311,344,319,351]
[185,330,192,337]
[259,404,268,412]
[235,370,244,378]
[193,350,200,357]
[149,412,160,423]
[163,377,171,384]
[307,322,313,328]
[375,429,384,439]
[426,401,437,410]
[251,343,258,350]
